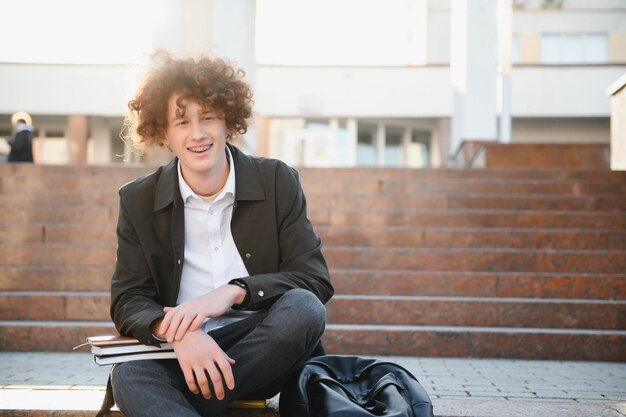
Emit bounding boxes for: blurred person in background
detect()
[8,118,34,162]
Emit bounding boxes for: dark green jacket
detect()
[110,144,333,346]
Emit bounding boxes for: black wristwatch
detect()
[229,279,250,309]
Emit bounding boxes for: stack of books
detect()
[82,335,269,409]
[86,335,176,365]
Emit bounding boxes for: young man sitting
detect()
[109,52,333,417]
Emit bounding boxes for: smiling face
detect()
[164,93,230,196]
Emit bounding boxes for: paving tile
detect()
[532,389,578,399]
[2,353,626,416]
[603,394,626,401]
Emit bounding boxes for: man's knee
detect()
[276,289,326,339]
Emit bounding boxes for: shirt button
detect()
[214,247,219,252]
[177,259,181,264]
[258,291,264,297]
[245,253,251,259]
[209,209,214,215]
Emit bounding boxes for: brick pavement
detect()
[0,353,625,416]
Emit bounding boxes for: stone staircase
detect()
[1,163,625,360]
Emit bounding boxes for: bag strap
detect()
[95,368,115,417]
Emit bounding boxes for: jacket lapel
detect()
[153,158,185,306]
[228,143,265,202]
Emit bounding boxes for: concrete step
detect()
[2,291,623,330]
[2,266,623,301]
[4,224,626,251]
[4,207,626,229]
[1,321,624,361]
[2,245,625,273]
[4,191,626,211]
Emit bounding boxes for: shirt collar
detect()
[177,147,236,204]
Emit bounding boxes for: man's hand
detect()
[159,284,246,342]
[173,328,236,400]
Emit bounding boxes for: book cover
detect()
[94,350,177,366]
[83,335,175,366]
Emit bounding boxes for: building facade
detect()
[0,0,624,167]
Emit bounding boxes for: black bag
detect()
[279,355,434,417]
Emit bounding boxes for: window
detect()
[384,127,404,167]
[540,34,608,64]
[408,130,430,168]
[357,124,376,167]
[511,35,520,64]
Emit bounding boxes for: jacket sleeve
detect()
[237,163,334,309]
[110,192,165,346]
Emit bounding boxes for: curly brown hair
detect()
[125,51,253,151]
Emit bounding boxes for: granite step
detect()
[3,224,626,250]
[322,324,626,361]
[2,245,625,273]
[2,162,626,180]
[4,191,626,211]
[315,209,626,229]
[3,175,626,195]
[4,207,626,229]
[1,321,624,361]
[324,247,626,274]
[326,295,626,329]
[330,270,626,300]
[2,266,623,301]
[2,291,623,330]
[317,226,626,250]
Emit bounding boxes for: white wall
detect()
[511,66,626,117]
[0,63,137,117]
[255,66,452,118]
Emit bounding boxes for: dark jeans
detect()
[111,289,326,417]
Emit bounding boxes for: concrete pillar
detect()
[375,123,385,167]
[402,127,412,166]
[66,115,89,164]
[87,117,113,164]
[436,118,452,167]
[450,0,498,155]
[255,116,271,157]
[346,118,358,167]
[497,0,512,143]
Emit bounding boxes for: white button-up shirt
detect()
[176,148,256,331]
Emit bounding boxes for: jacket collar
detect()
[153,142,265,212]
